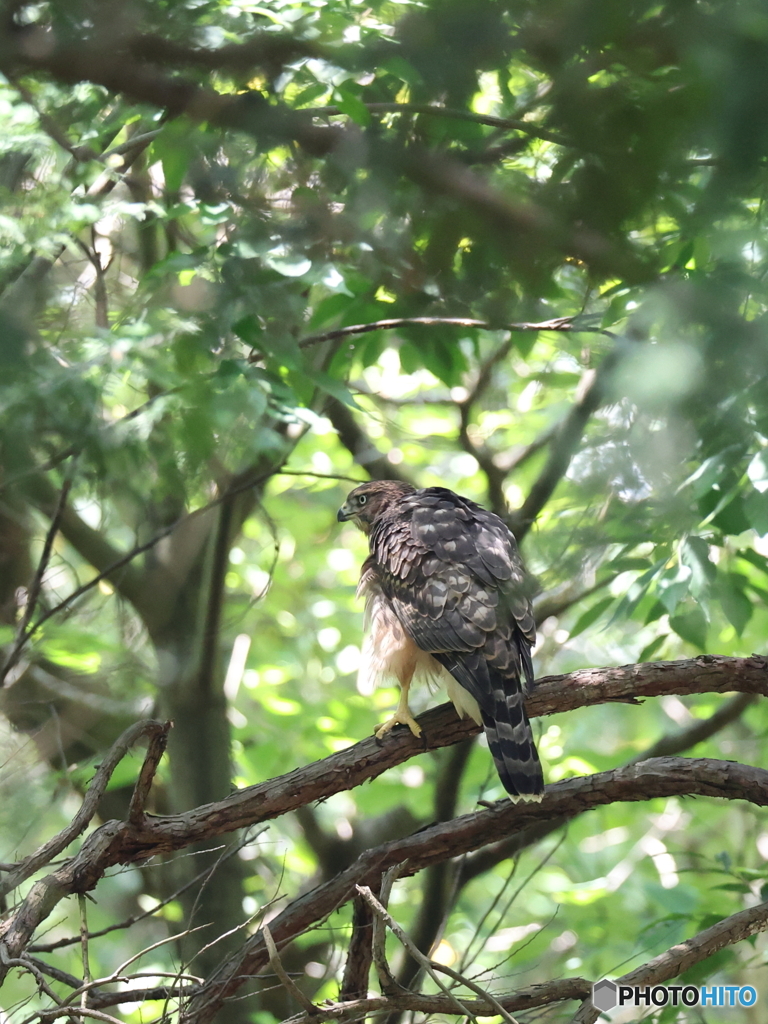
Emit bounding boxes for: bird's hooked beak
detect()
[337,501,353,522]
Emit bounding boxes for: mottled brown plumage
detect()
[338,480,543,801]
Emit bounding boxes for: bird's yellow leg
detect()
[375,678,422,739]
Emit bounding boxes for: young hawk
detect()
[337,480,543,801]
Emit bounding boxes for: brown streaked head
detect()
[337,480,414,534]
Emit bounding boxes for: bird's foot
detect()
[375,709,422,740]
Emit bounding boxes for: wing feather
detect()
[367,486,542,799]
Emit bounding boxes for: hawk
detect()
[337,480,543,801]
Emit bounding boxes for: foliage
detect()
[2,0,768,1022]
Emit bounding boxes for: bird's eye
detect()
[358,494,367,505]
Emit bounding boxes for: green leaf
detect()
[380,55,424,86]
[716,575,753,635]
[300,365,359,408]
[747,449,768,491]
[680,446,742,499]
[710,495,750,535]
[681,537,715,597]
[669,605,708,649]
[743,488,768,535]
[151,118,196,192]
[334,85,371,127]
[609,557,668,624]
[293,81,329,108]
[309,292,354,329]
[738,548,768,577]
[568,596,614,639]
[638,634,667,662]
[657,578,689,615]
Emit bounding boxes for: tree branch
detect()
[299,316,587,350]
[180,756,768,1023]
[324,397,411,483]
[570,896,768,1023]
[1,655,766,985]
[509,349,621,540]
[306,103,570,146]
[0,25,639,276]
[633,691,756,761]
[23,472,147,614]
[339,893,375,1001]
[0,720,168,899]
[1,471,73,684]
[458,685,757,887]
[257,978,592,1024]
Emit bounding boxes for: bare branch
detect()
[459,687,757,887]
[632,691,756,761]
[510,350,621,540]
[324,397,411,483]
[0,720,167,899]
[128,721,172,824]
[2,471,73,684]
[339,893,375,1001]
[356,884,486,1024]
[262,924,319,1015]
[276,978,592,1024]
[306,102,569,145]
[458,400,507,516]
[2,655,766,990]
[179,755,768,1022]
[299,315,586,350]
[16,458,287,661]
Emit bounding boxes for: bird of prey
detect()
[337,480,543,801]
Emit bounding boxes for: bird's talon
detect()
[375,712,422,740]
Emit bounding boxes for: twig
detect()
[298,315,586,350]
[128,721,172,824]
[0,719,166,899]
[306,102,569,145]
[632,691,756,761]
[102,130,163,159]
[1,657,767,989]
[30,848,234,952]
[459,687,759,886]
[324,396,411,483]
[3,654,764,910]
[10,78,94,160]
[458,401,506,515]
[370,869,399,995]
[278,469,364,484]
[35,1009,124,1024]
[54,928,208,1012]
[2,472,74,684]
[15,459,285,664]
[510,348,622,540]
[263,924,319,1015]
[0,951,64,1006]
[272,979,592,1024]
[340,893,376,1000]
[359,885,522,1024]
[78,895,91,1012]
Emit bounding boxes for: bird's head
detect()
[337,480,414,535]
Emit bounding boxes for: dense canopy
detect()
[2,1,768,1023]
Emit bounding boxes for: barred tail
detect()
[481,681,543,802]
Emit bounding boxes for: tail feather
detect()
[481,684,543,802]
